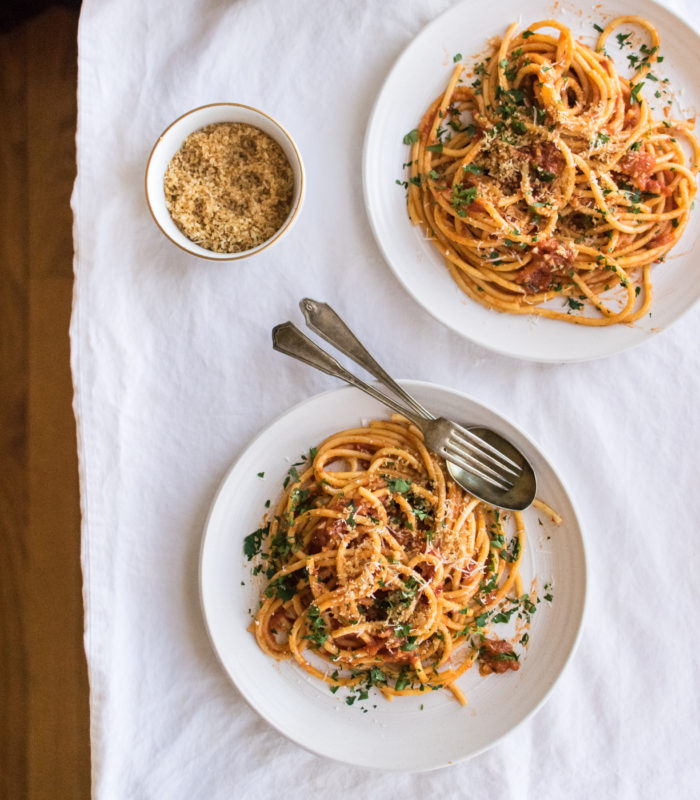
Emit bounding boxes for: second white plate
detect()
[200,382,587,771]
[363,0,700,362]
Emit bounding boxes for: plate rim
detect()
[362,0,700,364]
[199,380,589,771]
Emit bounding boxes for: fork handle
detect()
[299,298,434,421]
[272,322,424,425]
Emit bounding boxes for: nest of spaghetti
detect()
[246,417,547,706]
[405,16,699,325]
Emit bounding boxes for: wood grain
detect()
[0,7,90,799]
[0,19,30,800]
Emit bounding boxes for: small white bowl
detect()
[145,103,305,260]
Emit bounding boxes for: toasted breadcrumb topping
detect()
[163,122,294,253]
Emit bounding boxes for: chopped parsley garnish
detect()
[490,533,506,549]
[534,166,556,182]
[593,23,604,33]
[463,163,483,174]
[346,499,357,528]
[412,506,430,521]
[452,184,478,217]
[483,649,519,663]
[269,528,295,563]
[394,668,411,691]
[243,523,269,560]
[403,129,419,145]
[379,576,420,614]
[426,143,443,153]
[592,132,610,148]
[630,82,644,104]
[369,667,387,685]
[264,574,297,602]
[453,52,462,63]
[518,594,537,621]
[481,558,499,593]
[491,605,519,624]
[505,537,521,563]
[385,476,412,494]
[522,30,534,39]
[290,487,312,514]
[304,604,328,647]
[567,297,584,311]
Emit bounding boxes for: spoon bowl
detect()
[447,426,536,510]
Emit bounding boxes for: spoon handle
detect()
[272,322,423,424]
[299,298,434,421]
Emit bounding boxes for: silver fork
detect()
[271,299,536,510]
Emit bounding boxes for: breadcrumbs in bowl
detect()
[164,123,294,253]
[146,104,305,261]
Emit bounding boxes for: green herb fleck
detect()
[385,476,412,494]
[304,604,328,647]
[630,82,645,104]
[243,523,269,560]
[264,574,297,602]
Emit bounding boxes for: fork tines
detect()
[448,422,520,476]
[440,422,522,492]
[442,441,514,491]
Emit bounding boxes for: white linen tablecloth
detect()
[71,0,700,797]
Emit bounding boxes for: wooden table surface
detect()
[0,6,90,798]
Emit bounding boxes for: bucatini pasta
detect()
[244,416,559,706]
[402,17,699,325]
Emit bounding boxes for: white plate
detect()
[363,0,700,362]
[200,382,587,771]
